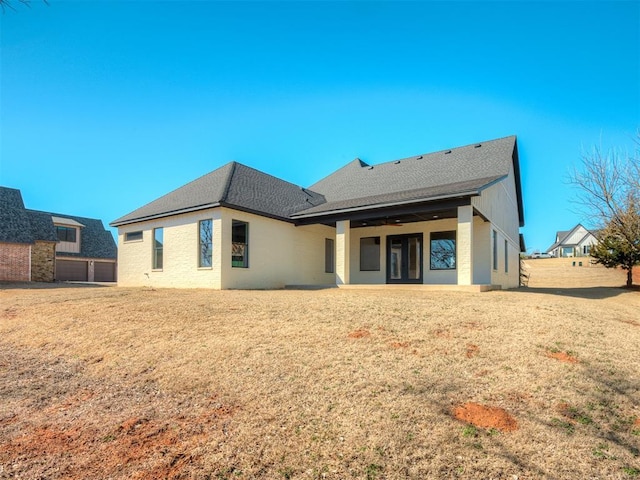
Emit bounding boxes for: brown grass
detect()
[0,258,639,478]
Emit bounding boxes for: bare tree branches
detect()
[569,131,640,286]
[1,0,48,13]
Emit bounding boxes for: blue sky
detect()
[1,0,638,253]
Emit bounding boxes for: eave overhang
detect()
[292,194,475,226]
[110,202,222,227]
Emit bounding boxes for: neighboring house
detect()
[546,224,599,258]
[111,135,525,290]
[0,187,117,282]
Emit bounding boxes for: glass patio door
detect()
[386,234,423,284]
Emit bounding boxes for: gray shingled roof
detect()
[1,186,116,259]
[111,135,523,227]
[295,136,518,217]
[111,162,326,226]
[26,210,57,242]
[28,210,117,260]
[0,187,33,244]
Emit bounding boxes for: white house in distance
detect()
[546,224,599,258]
[111,136,525,290]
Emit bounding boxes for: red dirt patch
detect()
[390,341,410,348]
[348,329,370,338]
[546,351,579,363]
[453,402,518,432]
[432,328,452,339]
[634,418,640,428]
[465,344,479,358]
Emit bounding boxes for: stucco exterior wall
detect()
[0,242,31,282]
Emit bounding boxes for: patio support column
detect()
[336,220,350,285]
[457,205,474,285]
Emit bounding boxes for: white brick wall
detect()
[117,207,336,289]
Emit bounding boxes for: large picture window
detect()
[325,238,334,273]
[199,219,213,268]
[430,231,456,270]
[153,228,163,270]
[56,226,77,243]
[360,237,380,271]
[232,220,248,268]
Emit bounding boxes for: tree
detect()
[591,214,640,288]
[568,131,640,287]
[1,0,47,13]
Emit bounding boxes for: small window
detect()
[199,220,213,268]
[125,231,143,242]
[504,239,508,273]
[325,238,334,273]
[56,226,77,243]
[492,230,498,270]
[232,220,248,268]
[360,237,380,271]
[430,231,456,270]
[583,245,591,255]
[153,228,163,270]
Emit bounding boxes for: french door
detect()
[386,233,423,284]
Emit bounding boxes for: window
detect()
[153,228,163,270]
[492,230,498,270]
[56,226,77,243]
[583,245,591,255]
[325,238,334,273]
[125,231,143,242]
[360,237,380,271]
[504,239,508,273]
[232,220,248,268]
[199,220,213,268]
[430,231,456,270]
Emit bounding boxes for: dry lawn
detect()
[1,258,639,479]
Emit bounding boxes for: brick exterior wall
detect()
[0,242,31,282]
[31,241,56,282]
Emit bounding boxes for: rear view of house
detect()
[0,187,117,282]
[112,136,525,290]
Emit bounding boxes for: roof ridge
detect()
[370,135,518,168]
[220,161,238,203]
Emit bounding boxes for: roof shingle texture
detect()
[111,135,518,225]
[111,162,325,225]
[35,211,117,260]
[1,185,116,259]
[0,187,33,244]
[297,135,516,216]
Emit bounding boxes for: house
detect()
[546,224,599,258]
[111,135,525,290]
[0,187,117,282]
